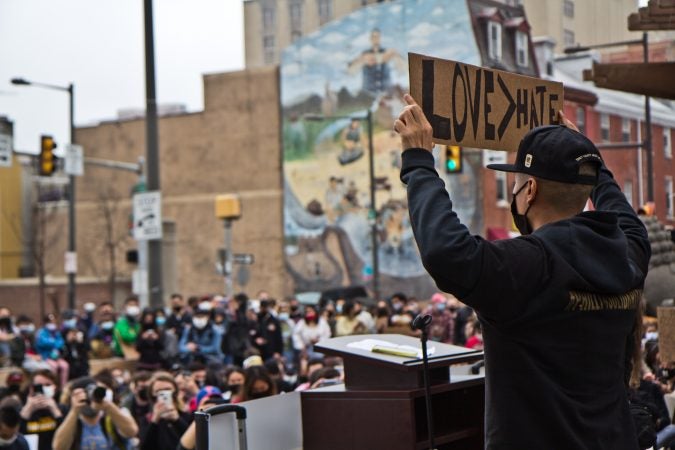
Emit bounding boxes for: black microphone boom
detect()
[412,313,436,450]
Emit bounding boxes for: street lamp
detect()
[304,110,380,301]
[564,33,653,202]
[11,77,77,310]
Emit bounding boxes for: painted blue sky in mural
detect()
[281,0,482,106]
[280,0,484,291]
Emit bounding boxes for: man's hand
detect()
[558,110,580,133]
[70,388,88,414]
[394,94,434,152]
[186,342,198,352]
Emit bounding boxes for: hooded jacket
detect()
[401,148,650,450]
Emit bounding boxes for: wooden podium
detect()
[301,334,485,450]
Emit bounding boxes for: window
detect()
[665,128,672,159]
[601,113,610,142]
[515,31,528,67]
[666,177,674,218]
[622,118,631,142]
[263,35,275,64]
[564,0,575,18]
[318,0,332,25]
[564,29,575,47]
[623,180,633,207]
[488,21,502,61]
[576,107,586,134]
[289,1,303,33]
[496,171,508,206]
[262,6,275,29]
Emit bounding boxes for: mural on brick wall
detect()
[281,0,482,298]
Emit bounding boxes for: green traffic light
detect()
[447,160,457,171]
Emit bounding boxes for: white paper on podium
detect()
[346,338,435,359]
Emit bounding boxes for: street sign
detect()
[64,144,84,176]
[233,253,255,265]
[0,134,12,168]
[483,150,506,167]
[132,269,148,295]
[133,191,162,240]
[64,251,77,274]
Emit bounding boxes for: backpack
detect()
[629,395,658,450]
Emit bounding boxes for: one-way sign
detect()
[233,253,255,265]
[133,191,162,241]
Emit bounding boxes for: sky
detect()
[0,0,244,155]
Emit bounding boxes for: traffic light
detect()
[445,145,463,174]
[39,135,57,176]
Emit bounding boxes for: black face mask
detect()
[137,389,149,401]
[226,384,241,395]
[511,181,533,235]
[248,392,269,400]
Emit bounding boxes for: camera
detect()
[86,384,108,403]
[33,384,44,395]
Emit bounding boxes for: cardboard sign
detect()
[657,307,675,363]
[409,53,564,152]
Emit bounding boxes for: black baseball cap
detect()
[487,125,602,185]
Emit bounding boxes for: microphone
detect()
[411,314,432,331]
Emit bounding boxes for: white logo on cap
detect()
[525,154,533,168]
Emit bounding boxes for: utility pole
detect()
[144,0,163,308]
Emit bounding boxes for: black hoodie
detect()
[401,148,650,450]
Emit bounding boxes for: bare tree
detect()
[95,185,129,302]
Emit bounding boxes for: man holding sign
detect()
[395,91,650,449]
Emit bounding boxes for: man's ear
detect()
[526,179,537,204]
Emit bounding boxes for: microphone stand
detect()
[413,314,436,450]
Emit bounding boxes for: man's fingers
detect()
[403,93,418,106]
[558,110,579,132]
[407,104,427,127]
[394,119,406,134]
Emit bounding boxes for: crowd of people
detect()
[0,290,481,450]
[0,290,671,449]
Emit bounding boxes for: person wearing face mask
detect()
[120,371,152,426]
[52,376,138,450]
[426,293,454,344]
[0,405,29,450]
[9,317,46,372]
[19,371,64,450]
[112,296,141,359]
[89,304,117,359]
[154,309,178,369]
[61,312,89,380]
[35,314,69,388]
[396,97,650,449]
[139,372,190,450]
[241,366,277,402]
[292,305,331,362]
[136,309,165,371]
[179,306,223,365]
[166,293,192,336]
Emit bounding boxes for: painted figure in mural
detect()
[325,176,345,223]
[339,118,365,165]
[395,93,649,449]
[347,28,404,96]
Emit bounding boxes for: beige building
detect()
[518,0,641,52]
[245,0,657,67]
[244,0,396,67]
[0,155,24,279]
[50,67,288,301]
